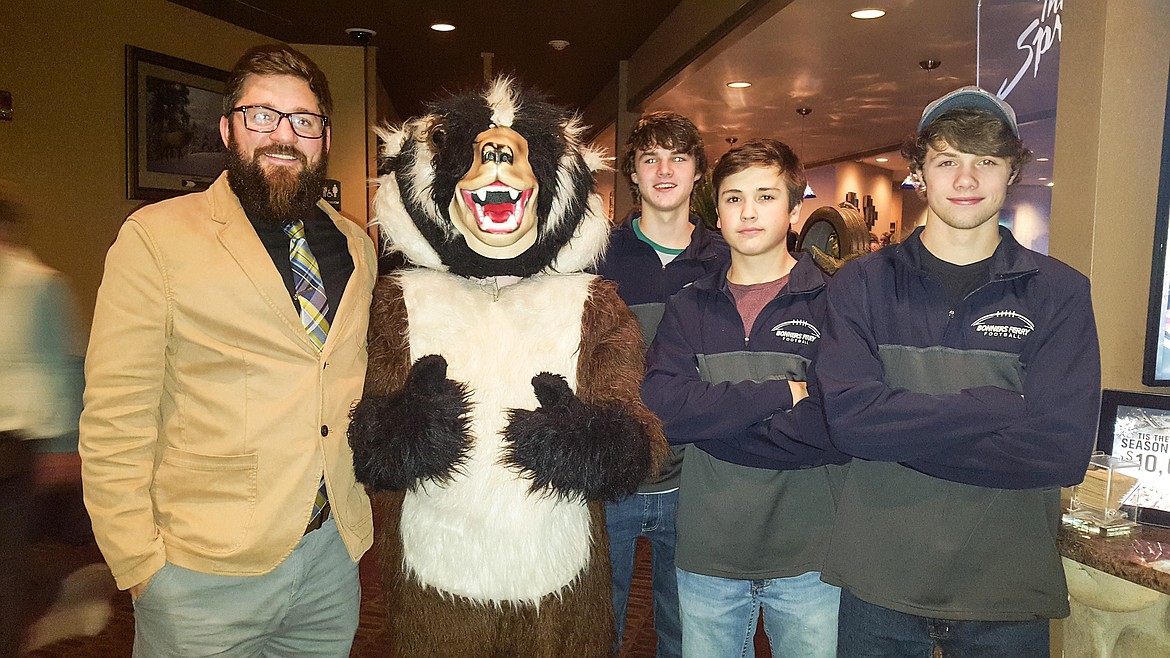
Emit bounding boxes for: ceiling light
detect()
[727,81,752,88]
[1036,157,1050,162]
[875,157,889,163]
[796,108,816,198]
[1047,182,1055,187]
[430,23,455,32]
[548,39,570,51]
[851,9,886,20]
[345,27,376,44]
[1038,177,1048,181]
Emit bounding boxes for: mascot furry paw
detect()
[349,78,667,657]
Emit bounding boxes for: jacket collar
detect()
[207,172,372,356]
[618,210,724,262]
[693,250,827,296]
[897,225,1039,280]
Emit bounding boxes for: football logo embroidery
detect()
[772,319,820,345]
[971,310,1034,339]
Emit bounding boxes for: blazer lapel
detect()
[320,200,374,357]
[208,175,319,355]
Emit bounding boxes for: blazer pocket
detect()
[152,447,258,555]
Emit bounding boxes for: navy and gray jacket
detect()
[596,213,728,348]
[814,225,1101,621]
[642,252,847,471]
[596,213,728,491]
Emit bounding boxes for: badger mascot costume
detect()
[348,78,667,656]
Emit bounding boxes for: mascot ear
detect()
[428,121,446,149]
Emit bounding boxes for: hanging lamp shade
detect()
[796,107,815,200]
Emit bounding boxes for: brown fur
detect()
[578,278,669,476]
[364,275,414,397]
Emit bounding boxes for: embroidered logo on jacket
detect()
[771,319,820,345]
[971,311,1035,340]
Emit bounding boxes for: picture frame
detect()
[126,46,229,200]
[1095,389,1170,527]
[1141,65,1170,385]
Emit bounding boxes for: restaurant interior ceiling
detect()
[165,0,681,121]
[167,0,1056,185]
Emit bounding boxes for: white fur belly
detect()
[398,270,595,605]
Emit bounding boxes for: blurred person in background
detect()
[0,182,83,656]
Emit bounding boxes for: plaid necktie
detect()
[285,219,331,351]
[284,219,330,528]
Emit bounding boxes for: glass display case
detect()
[1064,452,1141,537]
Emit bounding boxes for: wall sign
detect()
[322,179,342,210]
[995,0,1062,102]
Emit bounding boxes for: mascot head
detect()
[373,78,611,278]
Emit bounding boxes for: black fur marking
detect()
[389,82,597,278]
[501,373,652,502]
[348,354,474,492]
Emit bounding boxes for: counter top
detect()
[1059,522,1170,595]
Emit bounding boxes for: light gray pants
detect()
[131,517,360,657]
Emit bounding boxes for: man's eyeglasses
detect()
[230,105,328,139]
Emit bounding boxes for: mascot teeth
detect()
[460,185,533,233]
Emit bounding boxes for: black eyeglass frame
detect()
[229,105,329,139]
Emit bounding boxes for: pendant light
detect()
[796,107,816,199]
[902,59,942,190]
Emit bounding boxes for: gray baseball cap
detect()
[918,86,1019,137]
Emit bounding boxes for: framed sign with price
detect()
[1097,389,1170,527]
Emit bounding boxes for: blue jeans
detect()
[676,568,839,658]
[132,517,360,657]
[606,490,681,658]
[837,588,1049,657]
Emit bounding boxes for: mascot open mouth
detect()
[459,184,534,234]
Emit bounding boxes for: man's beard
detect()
[226,133,328,223]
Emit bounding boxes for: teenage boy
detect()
[596,111,727,657]
[814,87,1101,656]
[642,138,847,658]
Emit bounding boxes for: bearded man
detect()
[80,44,376,657]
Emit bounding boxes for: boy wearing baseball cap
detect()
[812,86,1101,655]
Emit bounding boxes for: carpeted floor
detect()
[21,537,672,657]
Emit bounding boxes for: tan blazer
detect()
[81,174,375,590]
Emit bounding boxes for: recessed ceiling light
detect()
[727,81,752,88]
[431,23,455,32]
[875,157,889,163]
[1036,157,1049,162]
[1046,182,1055,187]
[1038,177,1048,181]
[851,9,886,19]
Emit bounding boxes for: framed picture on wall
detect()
[1095,389,1170,527]
[126,46,229,200]
[1142,68,1170,386]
